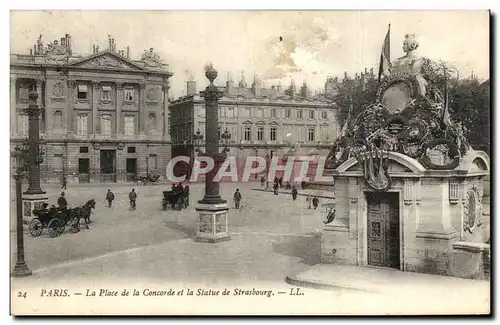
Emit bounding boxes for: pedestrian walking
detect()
[260,175,266,188]
[57,192,68,210]
[184,185,190,207]
[233,189,242,209]
[306,195,312,209]
[279,177,283,188]
[285,182,292,191]
[106,189,115,208]
[312,196,319,210]
[61,175,67,190]
[273,182,279,195]
[291,186,298,201]
[129,188,137,210]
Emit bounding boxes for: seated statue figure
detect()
[384,34,428,97]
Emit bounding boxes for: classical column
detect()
[92,81,100,134]
[10,76,17,135]
[67,79,75,135]
[162,82,170,141]
[139,83,146,135]
[36,79,44,134]
[23,91,45,195]
[116,82,123,134]
[195,64,230,243]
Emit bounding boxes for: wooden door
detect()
[367,192,400,269]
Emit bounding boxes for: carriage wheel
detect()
[48,218,62,238]
[29,218,43,237]
[69,218,80,233]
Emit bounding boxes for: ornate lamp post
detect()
[194,64,231,243]
[221,128,231,153]
[193,129,204,153]
[22,90,47,218]
[11,141,33,277]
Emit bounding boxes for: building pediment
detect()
[68,51,146,71]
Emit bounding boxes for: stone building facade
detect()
[10,34,172,183]
[169,75,341,180]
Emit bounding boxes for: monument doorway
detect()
[366,192,400,269]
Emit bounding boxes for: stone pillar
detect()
[10,76,17,135]
[22,90,48,218]
[139,83,146,135]
[162,82,170,141]
[36,80,44,135]
[92,81,100,134]
[195,64,230,243]
[116,82,123,134]
[67,79,75,135]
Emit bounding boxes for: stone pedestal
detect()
[194,203,230,243]
[22,192,48,223]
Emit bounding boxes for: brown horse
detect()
[72,199,96,230]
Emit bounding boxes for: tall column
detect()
[116,82,123,135]
[195,64,230,243]
[67,79,75,135]
[139,83,146,135]
[23,91,45,195]
[162,82,170,141]
[36,79,43,134]
[92,81,100,135]
[10,76,17,135]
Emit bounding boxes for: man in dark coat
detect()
[61,176,67,190]
[273,182,279,195]
[106,189,115,208]
[233,189,242,209]
[57,192,68,210]
[312,196,319,210]
[291,186,298,201]
[129,188,137,210]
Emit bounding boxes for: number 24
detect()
[17,291,27,299]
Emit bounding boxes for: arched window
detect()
[54,110,63,130]
[148,113,157,132]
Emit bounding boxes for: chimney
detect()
[370,67,374,76]
[277,83,282,94]
[96,45,99,52]
[300,82,308,98]
[186,80,197,96]
[252,74,261,97]
[32,45,36,55]
[344,71,348,80]
[61,37,66,47]
[108,35,112,50]
[365,68,368,74]
[126,46,130,59]
[30,48,33,55]
[93,45,96,54]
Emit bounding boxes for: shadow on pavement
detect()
[162,220,196,238]
[272,232,321,266]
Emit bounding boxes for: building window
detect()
[124,116,135,136]
[18,114,28,135]
[124,88,134,101]
[320,126,329,141]
[101,114,112,136]
[149,154,158,170]
[285,109,291,118]
[198,107,206,118]
[255,108,263,118]
[242,107,251,118]
[308,128,315,141]
[227,107,235,118]
[271,108,277,118]
[53,111,63,130]
[308,110,315,119]
[297,109,303,119]
[79,146,89,153]
[148,113,156,132]
[101,86,112,100]
[244,126,251,141]
[76,114,88,135]
[270,127,277,141]
[321,111,328,119]
[53,155,63,171]
[77,84,88,99]
[18,86,30,102]
[257,127,264,141]
[127,146,136,153]
[219,107,225,117]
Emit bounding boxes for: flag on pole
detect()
[378,24,391,82]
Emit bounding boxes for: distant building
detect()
[169,74,341,179]
[10,34,173,183]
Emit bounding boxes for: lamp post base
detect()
[194,203,230,243]
[22,193,48,223]
[12,261,32,277]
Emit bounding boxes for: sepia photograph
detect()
[8,9,491,315]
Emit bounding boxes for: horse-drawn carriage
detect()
[162,189,189,211]
[135,174,161,186]
[29,199,96,238]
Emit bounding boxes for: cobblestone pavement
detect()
[10,181,326,282]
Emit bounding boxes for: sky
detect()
[10,10,490,98]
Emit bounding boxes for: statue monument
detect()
[321,32,490,279]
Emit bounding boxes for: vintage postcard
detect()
[9,10,490,315]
